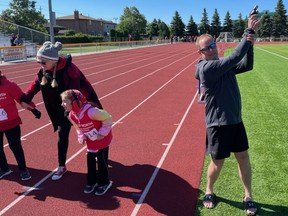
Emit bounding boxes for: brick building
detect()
[56,10,116,36]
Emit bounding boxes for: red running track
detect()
[0,43,207,216]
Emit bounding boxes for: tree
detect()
[146,19,170,38]
[0,0,47,32]
[272,0,287,37]
[186,16,199,36]
[147,19,159,37]
[232,13,246,38]
[210,9,221,38]
[198,8,210,34]
[157,19,170,38]
[117,6,147,40]
[170,11,185,37]
[258,11,272,37]
[222,11,233,32]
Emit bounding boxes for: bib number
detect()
[84,128,98,141]
[0,108,8,121]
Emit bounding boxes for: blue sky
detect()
[1,0,288,24]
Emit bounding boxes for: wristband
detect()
[244,28,255,35]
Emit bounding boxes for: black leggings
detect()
[57,120,71,167]
[86,147,109,186]
[0,125,27,171]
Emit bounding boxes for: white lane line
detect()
[130,91,199,216]
[100,54,193,99]
[0,147,85,215]
[0,58,199,215]
[6,52,194,148]
[4,122,51,148]
[256,47,288,60]
[7,52,154,79]
[16,49,192,86]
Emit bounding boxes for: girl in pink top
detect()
[61,89,112,195]
[0,70,40,181]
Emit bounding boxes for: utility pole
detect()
[48,0,55,43]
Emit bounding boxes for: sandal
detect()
[243,199,257,215]
[203,193,216,209]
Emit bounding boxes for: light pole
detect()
[48,0,55,43]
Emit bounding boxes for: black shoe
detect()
[83,184,97,194]
[0,169,12,179]
[20,170,31,181]
[95,181,112,195]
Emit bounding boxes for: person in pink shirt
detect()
[0,70,41,181]
[61,89,113,195]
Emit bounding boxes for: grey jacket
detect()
[195,38,254,128]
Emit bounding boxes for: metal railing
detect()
[0,19,50,45]
[60,39,171,55]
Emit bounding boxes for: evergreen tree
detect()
[0,0,47,32]
[232,13,246,38]
[272,0,287,37]
[222,11,233,32]
[186,16,199,36]
[147,19,159,37]
[198,8,210,34]
[210,9,221,38]
[258,11,272,37]
[170,11,185,37]
[157,19,170,38]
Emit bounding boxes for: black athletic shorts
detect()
[206,122,249,160]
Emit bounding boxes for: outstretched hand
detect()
[20,102,41,119]
[248,14,261,32]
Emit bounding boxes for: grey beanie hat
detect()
[37,41,62,61]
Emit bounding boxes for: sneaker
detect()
[51,166,67,181]
[83,184,97,194]
[20,169,31,181]
[95,181,112,196]
[0,169,12,179]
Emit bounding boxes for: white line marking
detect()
[0,57,199,215]
[4,123,52,148]
[16,50,193,86]
[16,51,194,114]
[130,91,198,216]
[256,47,288,60]
[5,51,195,149]
[9,52,194,148]
[9,52,154,79]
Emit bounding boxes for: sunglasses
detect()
[37,61,47,65]
[199,42,217,52]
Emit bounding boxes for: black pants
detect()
[57,119,71,167]
[87,147,109,186]
[0,125,27,171]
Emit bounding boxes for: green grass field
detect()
[196,43,288,216]
[61,44,121,54]
[60,42,151,55]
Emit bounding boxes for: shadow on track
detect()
[9,160,199,215]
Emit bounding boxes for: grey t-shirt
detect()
[195,38,254,128]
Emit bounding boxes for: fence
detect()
[60,39,171,55]
[0,19,50,45]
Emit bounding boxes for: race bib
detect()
[0,108,8,121]
[84,128,98,141]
